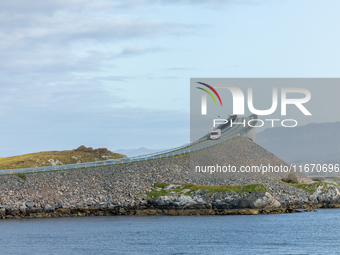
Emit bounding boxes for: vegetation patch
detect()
[310,177,325,182]
[17,172,26,180]
[281,178,298,184]
[311,177,340,184]
[280,181,340,194]
[146,189,168,198]
[281,173,299,184]
[146,183,268,198]
[0,146,126,170]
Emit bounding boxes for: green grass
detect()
[146,183,268,198]
[0,146,126,170]
[281,181,340,194]
[17,172,26,180]
[146,189,168,198]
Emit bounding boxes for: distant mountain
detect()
[114,147,167,157]
[256,122,340,163]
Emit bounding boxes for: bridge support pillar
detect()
[246,128,256,142]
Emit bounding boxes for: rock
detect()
[25,202,35,208]
[57,208,70,213]
[164,184,182,192]
[19,206,26,214]
[173,194,197,206]
[193,196,206,204]
[48,159,63,166]
[310,184,340,203]
[153,196,174,206]
[0,208,6,216]
[253,192,281,208]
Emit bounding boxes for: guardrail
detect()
[0,115,257,176]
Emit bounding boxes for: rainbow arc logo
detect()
[196,82,223,115]
[196,82,223,107]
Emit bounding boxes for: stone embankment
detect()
[143,182,340,212]
[0,137,337,219]
[1,182,340,219]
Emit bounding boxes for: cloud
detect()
[0,0,117,14]
[114,46,163,58]
[0,82,124,118]
[0,1,195,80]
[0,0,196,116]
[120,0,262,7]
[163,67,195,71]
[159,76,179,79]
[92,75,136,82]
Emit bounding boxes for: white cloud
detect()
[0,2,194,77]
[115,46,162,58]
[0,0,117,13]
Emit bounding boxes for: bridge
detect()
[0,114,258,175]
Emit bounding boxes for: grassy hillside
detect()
[0,145,126,170]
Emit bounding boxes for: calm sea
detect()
[0,209,339,254]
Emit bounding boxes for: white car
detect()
[209,129,221,140]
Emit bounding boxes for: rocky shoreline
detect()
[0,204,299,219]
[1,182,340,219]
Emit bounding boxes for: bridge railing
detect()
[0,115,257,176]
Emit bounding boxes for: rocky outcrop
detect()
[310,184,340,204]
[253,192,281,208]
[138,183,340,214]
[48,159,63,166]
[148,191,281,210]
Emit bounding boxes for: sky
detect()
[1,0,340,157]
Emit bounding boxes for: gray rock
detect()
[25,202,35,208]
[310,184,340,203]
[253,192,281,208]
[0,208,6,216]
[19,206,26,213]
[164,184,182,192]
[173,194,197,206]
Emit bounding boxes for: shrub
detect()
[94,148,109,154]
[75,145,94,153]
[75,146,110,154]
[17,172,27,180]
[281,173,299,184]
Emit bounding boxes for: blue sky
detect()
[1,0,340,157]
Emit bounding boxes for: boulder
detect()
[253,192,281,208]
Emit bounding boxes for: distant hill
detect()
[256,122,340,163]
[0,145,126,170]
[115,147,167,157]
